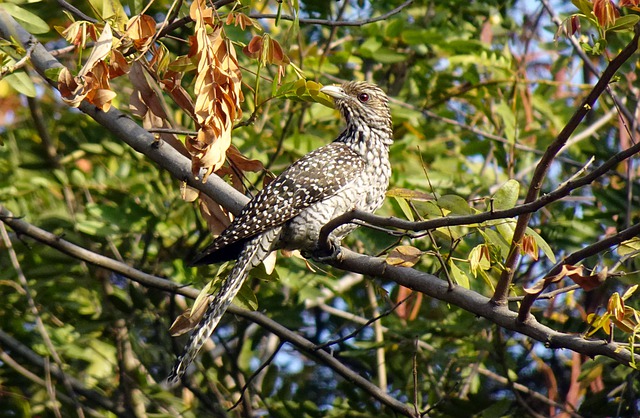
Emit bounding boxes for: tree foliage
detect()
[1,0,640,416]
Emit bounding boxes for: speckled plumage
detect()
[168,81,393,383]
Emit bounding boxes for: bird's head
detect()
[320,81,392,136]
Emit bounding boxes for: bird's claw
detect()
[311,241,343,263]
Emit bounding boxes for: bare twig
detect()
[228,341,285,412]
[313,293,413,351]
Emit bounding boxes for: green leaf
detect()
[87,0,128,30]
[3,70,36,97]
[392,196,415,222]
[469,245,490,277]
[495,101,517,144]
[618,237,640,257]
[572,0,594,17]
[480,228,511,259]
[494,218,516,243]
[491,179,519,211]
[375,47,406,64]
[44,66,63,83]
[0,3,49,34]
[438,194,473,215]
[235,283,259,310]
[449,260,469,289]
[608,14,640,32]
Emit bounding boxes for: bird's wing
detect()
[191,142,365,265]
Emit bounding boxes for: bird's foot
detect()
[309,241,343,263]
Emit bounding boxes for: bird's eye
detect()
[357,92,370,103]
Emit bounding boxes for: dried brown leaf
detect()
[262,251,277,275]
[187,8,243,181]
[129,61,189,157]
[80,24,113,77]
[198,192,233,235]
[108,49,129,78]
[161,71,195,119]
[523,264,584,295]
[386,245,423,268]
[180,183,200,202]
[126,14,157,50]
[58,24,116,110]
[169,292,211,336]
[568,270,607,292]
[226,145,265,172]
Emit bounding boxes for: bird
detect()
[168,81,393,383]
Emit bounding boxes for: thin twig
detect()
[56,0,97,23]
[313,293,413,351]
[228,341,285,411]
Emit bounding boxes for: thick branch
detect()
[3,203,638,391]
[326,249,640,367]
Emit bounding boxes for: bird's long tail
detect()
[168,229,280,383]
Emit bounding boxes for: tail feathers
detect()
[167,229,280,383]
[167,267,247,383]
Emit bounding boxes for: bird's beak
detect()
[320,85,347,99]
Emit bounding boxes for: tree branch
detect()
[326,249,640,367]
[318,128,640,247]
[0,204,415,417]
[0,10,249,217]
[491,24,640,304]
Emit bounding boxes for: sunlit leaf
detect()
[491,179,519,211]
[449,259,470,289]
[0,3,49,34]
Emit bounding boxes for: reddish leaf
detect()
[226,145,264,173]
[199,192,233,236]
[243,35,263,59]
[522,235,539,261]
[108,49,129,78]
[593,0,619,27]
[567,267,607,292]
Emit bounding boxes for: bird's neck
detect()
[337,123,393,159]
